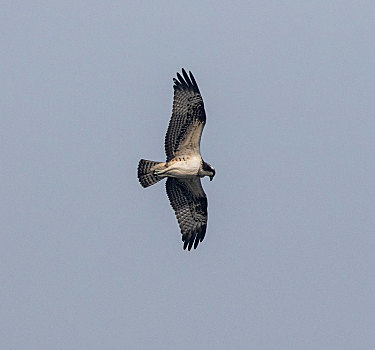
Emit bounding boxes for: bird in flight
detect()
[137,69,215,250]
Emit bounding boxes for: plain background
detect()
[1,1,375,349]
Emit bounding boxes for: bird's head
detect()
[202,161,216,181]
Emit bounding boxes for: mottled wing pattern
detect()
[166,177,208,250]
[164,69,206,162]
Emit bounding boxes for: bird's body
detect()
[137,69,215,250]
[154,155,203,178]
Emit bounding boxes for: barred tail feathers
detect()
[137,159,164,188]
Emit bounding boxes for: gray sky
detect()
[1,1,375,349]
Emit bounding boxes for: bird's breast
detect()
[164,156,201,178]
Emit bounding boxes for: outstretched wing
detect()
[164,69,206,162]
[165,177,208,250]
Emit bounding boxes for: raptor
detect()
[137,69,215,250]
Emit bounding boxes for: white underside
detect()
[157,155,202,178]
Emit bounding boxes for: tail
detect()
[137,159,164,188]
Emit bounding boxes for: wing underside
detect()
[165,177,208,250]
[165,69,206,162]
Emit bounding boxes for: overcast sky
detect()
[1,1,375,349]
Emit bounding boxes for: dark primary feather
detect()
[164,69,206,162]
[165,177,208,250]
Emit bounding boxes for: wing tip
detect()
[173,68,200,93]
[182,224,207,251]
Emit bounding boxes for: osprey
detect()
[137,69,215,250]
